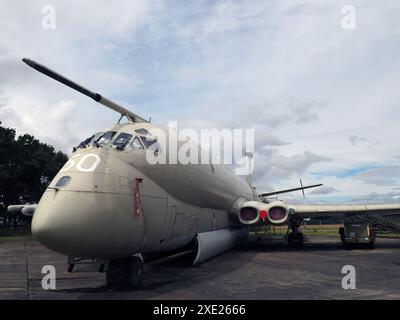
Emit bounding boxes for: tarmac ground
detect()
[1,235,400,299]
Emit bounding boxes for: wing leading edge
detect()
[289,203,400,219]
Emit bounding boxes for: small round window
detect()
[55,176,71,188]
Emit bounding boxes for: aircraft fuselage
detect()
[32,122,257,259]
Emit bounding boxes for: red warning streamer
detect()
[135,177,143,217]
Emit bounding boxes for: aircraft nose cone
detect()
[31,208,75,256]
[32,190,145,258]
[31,216,55,246]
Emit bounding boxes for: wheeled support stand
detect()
[287,216,304,248]
[106,256,144,290]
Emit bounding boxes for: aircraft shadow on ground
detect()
[51,236,400,297]
[55,250,249,297]
[238,236,400,252]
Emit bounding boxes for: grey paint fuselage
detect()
[32,122,257,259]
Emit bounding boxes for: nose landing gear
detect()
[106,256,144,290]
[287,216,304,248]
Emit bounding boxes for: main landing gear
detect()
[106,256,144,290]
[287,216,304,248]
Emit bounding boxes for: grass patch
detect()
[251,224,400,238]
[0,226,32,239]
[0,234,33,241]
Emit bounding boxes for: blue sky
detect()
[311,164,380,179]
[1,0,400,203]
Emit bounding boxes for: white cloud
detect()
[0,0,399,203]
[0,0,154,153]
[0,93,84,151]
[309,186,340,195]
[253,150,331,189]
[355,166,400,187]
[349,135,367,146]
[350,191,400,204]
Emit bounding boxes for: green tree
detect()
[0,123,68,207]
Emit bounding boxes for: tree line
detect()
[0,122,68,219]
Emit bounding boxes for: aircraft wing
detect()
[7,204,37,217]
[237,199,400,226]
[288,203,400,219]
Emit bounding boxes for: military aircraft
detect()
[20,58,400,289]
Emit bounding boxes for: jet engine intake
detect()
[237,200,289,226]
[266,201,289,225]
[238,201,262,225]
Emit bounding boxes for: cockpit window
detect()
[140,136,161,153]
[97,131,116,145]
[135,128,151,136]
[139,136,156,148]
[74,132,104,152]
[112,133,133,150]
[75,135,95,150]
[131,136,145,150]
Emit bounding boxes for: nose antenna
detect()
[22,58,148,123]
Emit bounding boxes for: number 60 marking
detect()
[60,153,101,173]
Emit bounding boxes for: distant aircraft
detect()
[19,58,400,289]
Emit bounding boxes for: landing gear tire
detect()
[368,241,375,249]
[67,264,74,273]
[288,232,304,248]
[287,216,304,248]
[106,257,144,290]
[98,263,106,273]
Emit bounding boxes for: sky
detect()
[0,0,399,203]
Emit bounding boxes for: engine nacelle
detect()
[266,201,289,225]
[238,201,263,225]
[238,200,289,225]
